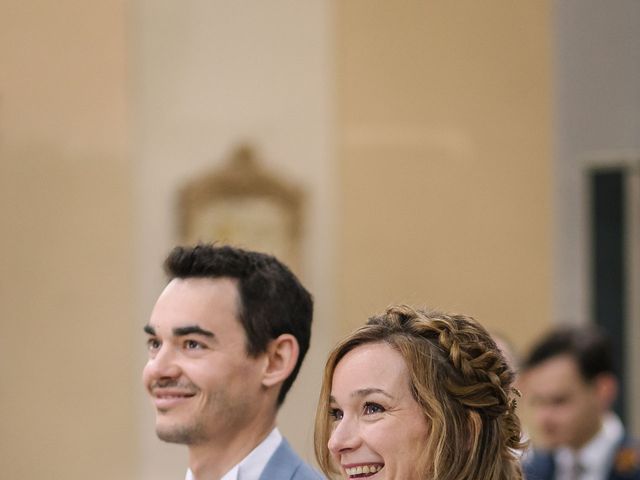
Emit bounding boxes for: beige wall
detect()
[130,2,335,478]
[336,0,553,352]
[1,1,556,478]
[0,1,134,479]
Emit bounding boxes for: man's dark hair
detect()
[164,243,313,406]
[523,325,614,382]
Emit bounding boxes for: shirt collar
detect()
[555,413,624,479]
[185,428,282,480]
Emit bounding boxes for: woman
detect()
[314,305,524,480]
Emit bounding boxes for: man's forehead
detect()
[162,276,239,297]
[149,277,243,333]
[537,354,581,374]
[525,354,587,391]
[157,277,240,308]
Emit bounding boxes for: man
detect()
[522,325,640,480]
[142,244,322,480]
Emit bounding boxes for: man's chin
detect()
[540,435,563,450]
[156,422,203,444]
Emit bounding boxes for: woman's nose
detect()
[328,417,361,455]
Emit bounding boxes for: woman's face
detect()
[327,342,429,479]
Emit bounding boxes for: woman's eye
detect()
[329,408,343,421]
[363,402,384,415]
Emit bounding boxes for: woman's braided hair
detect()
[314,305,525,480]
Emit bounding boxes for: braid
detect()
[371,305,525,479]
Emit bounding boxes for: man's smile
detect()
[151,388,197,410]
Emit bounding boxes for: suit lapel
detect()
[608,437,640,480]
[259,439,300,480]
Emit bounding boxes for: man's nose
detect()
[534,404,555,425]
[144,345,181,381]
[328,417,361,456]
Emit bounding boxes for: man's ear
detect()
[594,373,618,411]
[262,334,300,388]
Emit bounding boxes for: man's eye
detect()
[550,397,569,407]
[184,339,204,350]
[363,402,384,415]
[147,338,161,351]
[329,408,343,421]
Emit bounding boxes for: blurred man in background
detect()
[142,244,321,480]
[522,325,640,480]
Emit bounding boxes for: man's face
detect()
[142,277,267,445]
[523,354,602,450]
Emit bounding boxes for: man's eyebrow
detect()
[143,324,155,335]
[173,325,215,338]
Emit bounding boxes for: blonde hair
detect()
[314,305,524,480]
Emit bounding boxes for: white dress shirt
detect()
[554,413,624,480]
[185,428,283,480]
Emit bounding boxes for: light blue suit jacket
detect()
[259,439,324,480]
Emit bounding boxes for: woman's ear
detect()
[262,334,300,388]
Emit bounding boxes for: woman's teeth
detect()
[345,464,383,477]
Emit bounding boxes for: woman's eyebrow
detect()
[352,387,393,399]
[329,388,394,402]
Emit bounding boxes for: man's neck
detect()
[568,418,603,452]
[188,417,277,480]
